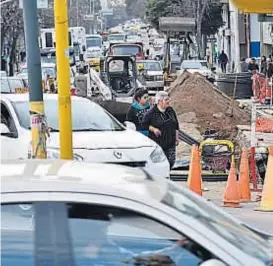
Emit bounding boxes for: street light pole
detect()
[22,0,47,159]
[54,0,73,160]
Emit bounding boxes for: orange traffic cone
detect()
[222,161,241,208]
[238,148,251,202]
[187,145,202,196]
[255,147,273,212]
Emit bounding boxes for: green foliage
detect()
[126,0,147,19]
[202,2,224,35]
[145,0,224,36]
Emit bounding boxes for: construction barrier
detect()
[256,117,273,133]
[252,73,272,104]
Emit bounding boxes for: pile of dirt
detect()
[168,71,251,141]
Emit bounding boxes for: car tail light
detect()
[71,88,77,95]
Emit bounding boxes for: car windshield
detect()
[181,62,208,70]
[141,62,162,71]
[0,78,10,93]
[108,34,125,41]
[87,37,102,48]
[41,67,56,79]
[86,51,101,58]
[12,99,124,131]
[162,182,273,264]
[112,45,141,56]
[8,79,25,90]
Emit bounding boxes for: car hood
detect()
[47,129,154,150]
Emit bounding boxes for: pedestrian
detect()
[74,64,88,97]
[248,57,259,73]
[137,63,146,85]
[126,89,150,136]
[142,91,179,170]
[260,55,267,74]
[265,58,273,78]
[219,50,228,73]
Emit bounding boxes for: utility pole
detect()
[22,0,47,159]
[54,0,73,159]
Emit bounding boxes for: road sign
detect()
[19,0,48,9]
[101,8,113,16]
[83,14,94,20]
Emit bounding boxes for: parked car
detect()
[0,93,170,178]
[2,159,273,266]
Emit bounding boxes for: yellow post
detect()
[54,0,73,159]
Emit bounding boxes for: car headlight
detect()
[157,75,163,80]
[150,145,167,163]
[47,148,83,161]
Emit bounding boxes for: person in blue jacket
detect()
[126,89,150,136]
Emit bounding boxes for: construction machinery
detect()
[158,17,196,86]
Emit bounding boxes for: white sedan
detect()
[2,160,273,266]
[0,93,170,178]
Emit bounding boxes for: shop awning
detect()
[232,0,273,13]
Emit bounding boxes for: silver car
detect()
[2,160,273,266]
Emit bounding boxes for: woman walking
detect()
[142,91,179,169]
[126,89,150,136]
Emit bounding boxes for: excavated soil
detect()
[168,71,251,141]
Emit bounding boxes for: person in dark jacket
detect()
[142,91,179,169]
[126,89,150,136]
[260,55,267,74]
[248,58,259,73]
[219,50,228,73]
[265,58,273,78]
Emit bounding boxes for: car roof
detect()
[1,93,92,103]
[1,160,168,203]
[138,60,159,63]
[182,60,206,63]
[21,63,56,68]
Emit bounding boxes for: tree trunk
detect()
[8,34,18,76]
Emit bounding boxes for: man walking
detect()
[219,50,228,73]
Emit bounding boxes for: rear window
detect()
[111,45,141,56]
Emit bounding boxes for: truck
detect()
[40,27,87,61]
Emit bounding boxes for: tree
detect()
[1,0,24,75]
[125,0,147,19]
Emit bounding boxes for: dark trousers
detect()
[221,62,227,73]
[164,146,176,170]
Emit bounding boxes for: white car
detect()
[0,93,170,178]
[177,60,216,81]
[2,159,273,266]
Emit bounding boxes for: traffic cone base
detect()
[222,202,242,208]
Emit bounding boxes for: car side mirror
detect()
[199,259,227,266]
[176,66,181,70]
[82,45,86,52]
[0,123,11,135]
[124,121,136,131]
[211,67,216,72]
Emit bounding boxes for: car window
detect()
[0,78,10,93]
[163,182,273,264]
[68,204,212,265]
[1,102,17,135]
[41,67,56,79]
[141,62,162,71]
[11,98,124,132]
[112,45,141,56]
[8,78,25,91]
[181,62,202,69]
[1,204,34,266]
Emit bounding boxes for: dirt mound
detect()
[168,71,251,140]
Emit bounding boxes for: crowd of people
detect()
[126,89,179,170]
[218,50,273,78]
